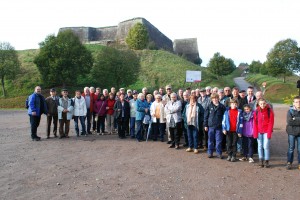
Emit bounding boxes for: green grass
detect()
[246,74,298,103]
[0,45,242,108]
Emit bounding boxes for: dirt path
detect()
[0,106,299,200]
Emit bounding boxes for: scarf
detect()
[187,103,196,124]
[243,111,252,122]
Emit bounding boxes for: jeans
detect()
[243,136,254,158]
[85,110,92,133]
[226,132,238,157]
[237,137,243,153]
[29,115,41,139]
[287,134,300,164]
[130,117,136,137]
[135,120,143,140]
[74,116,86,135]
[187,125,198,149]
[257,133,270,161]
[47,115,58,137]
[208,127,223,156]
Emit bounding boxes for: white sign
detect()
[186,71,201,83]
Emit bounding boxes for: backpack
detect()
[25,96,30,109]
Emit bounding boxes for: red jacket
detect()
[106,98,116,115]
[82,92,94,113]
[253,105,274,139]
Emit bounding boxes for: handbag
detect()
[143,115,151,124]
[169,115,176,128]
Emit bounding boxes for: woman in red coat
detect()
[253,98,274,168]
[106,93,116,134]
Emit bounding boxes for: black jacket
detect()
[114,100,130,120]
[204,102,226,129]
[286,107,300,136]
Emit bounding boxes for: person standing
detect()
[57,89,74,138]
[106,92,116,135]
[114,93,130,139]
[222,99,243,162]
[286,96,300,170]
[73,90,87,137]
[129,91,138,138]
[135,93,148,142]
[82,87,94,134]
[150,94,166,142]
[94,94,107,135]
[27,86,47,141]
[253,98,274,168]
[163,85,173,144]
[45,88,59,139]
[182,95,204,154]
[204,93,226,159]
[165,93,182,149]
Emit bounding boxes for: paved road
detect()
[234,77,257,92]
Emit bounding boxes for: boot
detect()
[264,160,270,168]
[259,159,264,168]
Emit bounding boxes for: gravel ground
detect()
[0,105,300,200]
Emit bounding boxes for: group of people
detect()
[27,84,300,170]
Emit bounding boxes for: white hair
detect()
[138,93,145,99]
[171,93,177,98]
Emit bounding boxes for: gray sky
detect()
[1,0,299,66]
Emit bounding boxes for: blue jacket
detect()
[27,93,47,116]
[135,99,148,120]
[222,108,243,133]
[204,102,226,129]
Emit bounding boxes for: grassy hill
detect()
[0,45,239,108]
[246,74,298,103]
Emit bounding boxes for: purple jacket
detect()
[94,99,107,116]
[242,111,254,137]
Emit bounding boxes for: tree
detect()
[207,52,236,78]
[126,23,149,50]
[265,38,300,82]
[249,60,263,73]
[0,42,20,97]
[91,47,140,89]
[34,30,93,87]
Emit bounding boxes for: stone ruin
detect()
[59,17,201,64]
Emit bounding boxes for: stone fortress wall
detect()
[59,17,200,64]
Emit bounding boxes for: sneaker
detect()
[101,132,104,136]
[217,155,223,159]
[208,154,213,158]
[248,157,255,163]
[186,148,193,152]
[194,149,199,154]
[175,145,180,150]
[231,157,236,162]
[286,162,292,170]
[227,156,232,161]
[239,157,248,162]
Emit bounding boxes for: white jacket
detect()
[73,97,87,117]
[150,101,166,123]
[165,100,182,123]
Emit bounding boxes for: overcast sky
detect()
[1,0,299,66]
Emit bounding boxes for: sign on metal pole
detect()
[186,71,201,83]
